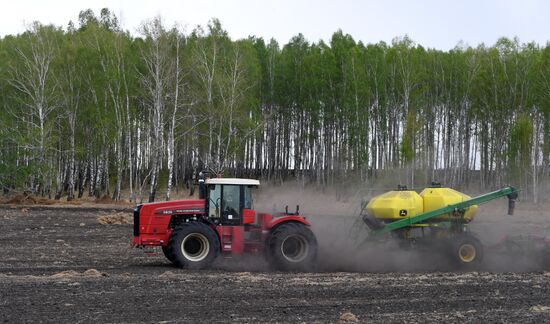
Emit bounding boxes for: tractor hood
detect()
[139,199,206,216]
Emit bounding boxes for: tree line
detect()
[0,8,548,202]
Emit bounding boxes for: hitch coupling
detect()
[507,189,518,215]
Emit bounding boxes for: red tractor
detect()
[132,173,317,270]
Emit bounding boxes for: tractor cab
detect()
[203,178,260,226]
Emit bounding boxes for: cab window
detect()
[208,184,221,218]
[222,185,240,218]
[244,186,253,209]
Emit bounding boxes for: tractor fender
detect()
[267,216,311,231]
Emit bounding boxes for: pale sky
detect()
[0,0,548,50]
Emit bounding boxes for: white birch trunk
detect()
[166,34,181,201]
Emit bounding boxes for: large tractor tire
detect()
[162,246,175,263]
[449,234,484,268]
[267,222,317,271]
[167,222,220,269]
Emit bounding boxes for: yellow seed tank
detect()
[365,187,478,222]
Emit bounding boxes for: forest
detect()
[0,8,548,203]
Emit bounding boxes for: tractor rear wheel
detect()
[449,234,483,268]
[167,222,220,269]
[267,222,317,271]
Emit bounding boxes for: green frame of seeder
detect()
[369,186,518,236]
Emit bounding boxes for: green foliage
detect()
[0,9,549,199]
[508,115,533,167]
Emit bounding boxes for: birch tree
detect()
[7,23,61,195]
[166,28,186,201]
[139,17,174,202]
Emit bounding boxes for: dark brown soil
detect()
[1,206,550,323]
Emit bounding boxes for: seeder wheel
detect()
[449,234,484,268]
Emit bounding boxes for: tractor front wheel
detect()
[167,222,220,269]
[162,246,175,263]
[267,222,317,271]
[449,234,483,268]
